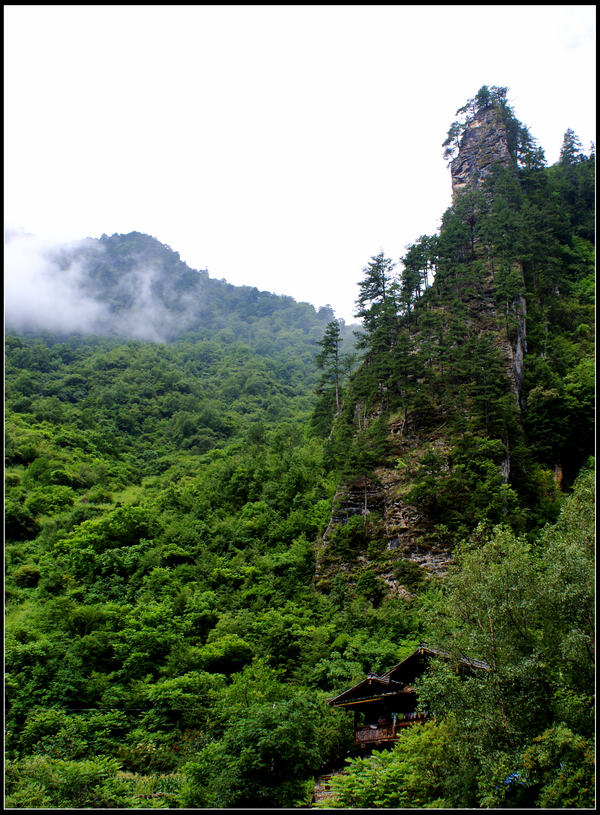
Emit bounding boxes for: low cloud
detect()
[4,230,200,343]
[5,230,107,335]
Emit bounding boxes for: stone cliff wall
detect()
[314,420,453,596]
[450,105,527,406]
[451,105,513,197]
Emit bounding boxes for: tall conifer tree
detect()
[315,320,343,413]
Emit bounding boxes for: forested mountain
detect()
[5,229,354,349]
[4,86,595,808]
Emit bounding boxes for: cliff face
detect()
[315,422,453,598]
[315,102,528,597]
[450,105,527,407]
[448,103,528,411]
[450,105,513,197]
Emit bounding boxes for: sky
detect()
[4,4,596,326]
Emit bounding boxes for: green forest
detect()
[4,88,595,808]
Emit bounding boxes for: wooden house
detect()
[327,643,489,749]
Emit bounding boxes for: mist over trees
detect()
[4,230,350,347]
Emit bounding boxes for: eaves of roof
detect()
[327,676,405,706]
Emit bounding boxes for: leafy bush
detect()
[321,718,469,808]
[11,566,41,592]
[5,756,134,808]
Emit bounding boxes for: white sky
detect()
[4,4,596,325]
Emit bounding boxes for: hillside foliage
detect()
[4,89,595,808]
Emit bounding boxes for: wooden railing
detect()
[354,715,427,746]
[355,725,395,744]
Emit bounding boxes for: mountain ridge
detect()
[6,228,357,346]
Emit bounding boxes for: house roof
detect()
[327,674,408,707]
[328,644,489,708]
[381,644,490,682]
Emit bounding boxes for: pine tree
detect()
[354,252,398,353]
[400,235,436,322]
[315,320,343,413]
[559,129,585,165]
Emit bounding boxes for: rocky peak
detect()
[450,105,513,197]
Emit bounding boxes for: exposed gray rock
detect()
[451,106,513,197]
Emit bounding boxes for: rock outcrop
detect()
[315,420,452,595]
[451,105,513,197]
[316,98,528,597]
[450,104,527,406]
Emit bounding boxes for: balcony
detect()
[354,713,427,746]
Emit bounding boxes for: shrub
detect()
[12,562,42,587]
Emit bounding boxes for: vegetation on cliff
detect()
[313,86,594,808]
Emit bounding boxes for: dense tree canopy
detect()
[4,88,595,808]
